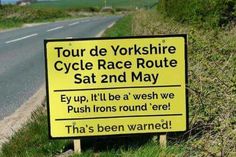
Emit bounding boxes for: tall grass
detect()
[132,10,236,156]
[72,142,186,157]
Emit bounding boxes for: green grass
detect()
[0,108,70,157]
[72,142,186,157]
[0,107,187,157]
[31,0,158,10]
[0,20,23,29]
[103,15,133,37]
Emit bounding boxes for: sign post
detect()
[44,35,188,151]
[74,139,81,153]
[159,134,167,148]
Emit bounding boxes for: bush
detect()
[157,0,236,28]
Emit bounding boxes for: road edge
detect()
[0,85,45,149]
[96,21,116,37]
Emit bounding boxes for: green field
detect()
[31,0,158,9]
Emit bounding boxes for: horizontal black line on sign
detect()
[55,114,183,121]
[54,85,181,92]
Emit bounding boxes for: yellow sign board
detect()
[44,35,188,138]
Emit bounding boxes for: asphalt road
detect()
[0,16,121,120]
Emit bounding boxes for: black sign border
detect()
[44,34,189,139]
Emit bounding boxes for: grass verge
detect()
[103,15,133,37]
[72,142,186,157]
[131,10,236,156]
[0,5,70,30]
[0,107,70,157]
[0,107,187,157]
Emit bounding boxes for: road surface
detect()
[0,16,120,120]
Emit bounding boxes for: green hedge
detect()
[157,0,236,28]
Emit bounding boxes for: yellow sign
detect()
[44,35,188,138]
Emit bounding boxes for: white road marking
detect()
[47,26,64,32]
[5,33,38,44]
[66,37,73,39]
[68,22,80,26]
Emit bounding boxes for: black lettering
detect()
[55,47,63,57]
[54,61,63,71]
[168,46,176,54]
[111,45,120,55]
[101,75,108,83]
[74,73,82,84]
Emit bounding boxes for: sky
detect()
[1,0,55,4]
[1,0,18,4]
